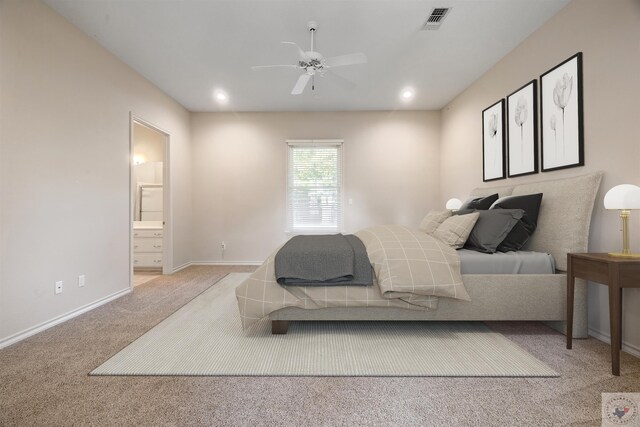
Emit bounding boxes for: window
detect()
[287,140,343,233]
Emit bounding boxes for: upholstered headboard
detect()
[470,171,604,271]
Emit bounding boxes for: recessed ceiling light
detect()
[214,90,228,103]
[400,88,415,101]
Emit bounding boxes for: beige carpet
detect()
[92,273,557,377]
[3,265,640,426]
[133,271,162,287]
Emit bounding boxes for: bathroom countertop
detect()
[133,220,163,230]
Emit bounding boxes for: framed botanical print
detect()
[482,99,506,182]
[507,79,538,177]
[540,52,584,172]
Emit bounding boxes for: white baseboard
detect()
[589,327,640,358]
[172,261,262,273]
[172,261,192,273]
[2,261,260,349]
[0,287,131,350]
[190,261,263,266]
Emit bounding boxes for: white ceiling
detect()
[44,0,569,112]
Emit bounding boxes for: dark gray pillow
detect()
[457,209,524,254]
[459,193,499,211]
[490,193,543,252]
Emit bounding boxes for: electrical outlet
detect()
[78,275,85,287]
[221,241,226,250]
[55,281,63,295]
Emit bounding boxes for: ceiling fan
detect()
[251,21,367,95]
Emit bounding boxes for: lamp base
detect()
[608,252,640,259]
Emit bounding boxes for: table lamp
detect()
[445,198,462,211]
[603,184,640,258]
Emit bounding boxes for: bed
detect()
[236,171,603,337]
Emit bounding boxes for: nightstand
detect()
[566,253,640,376]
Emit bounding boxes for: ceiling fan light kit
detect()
[251,20,367,95]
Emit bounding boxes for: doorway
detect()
[130,116,170,288]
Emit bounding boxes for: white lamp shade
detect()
[445,198,463,210]
[604,184,640,210]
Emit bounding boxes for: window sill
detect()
[285,229,344,236]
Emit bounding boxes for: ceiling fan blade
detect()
[325,69,356,89]
[251,64,299,70]
[291,74,311,95]
[281,41,310,62]
[324,52,367,68]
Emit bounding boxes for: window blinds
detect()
[287,140,343,233]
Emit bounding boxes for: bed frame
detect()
[270,171,603,338]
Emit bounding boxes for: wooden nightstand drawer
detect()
[571,257,608,283]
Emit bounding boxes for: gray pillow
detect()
[459,193,499,211]
[490,193,543,252]
[458,209,524,254]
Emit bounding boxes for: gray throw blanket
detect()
[275,234,373,286]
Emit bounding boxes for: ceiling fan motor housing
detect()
[299,50,324,74]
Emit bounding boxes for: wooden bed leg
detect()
[272,320,289,334]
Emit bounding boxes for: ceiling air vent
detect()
[422,7,451,30]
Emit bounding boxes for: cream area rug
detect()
[91,273,558,377]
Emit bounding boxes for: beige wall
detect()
[440,0,640,352]
[190,111,441,262]
[0,0,192,343]
[4,0,639,352]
